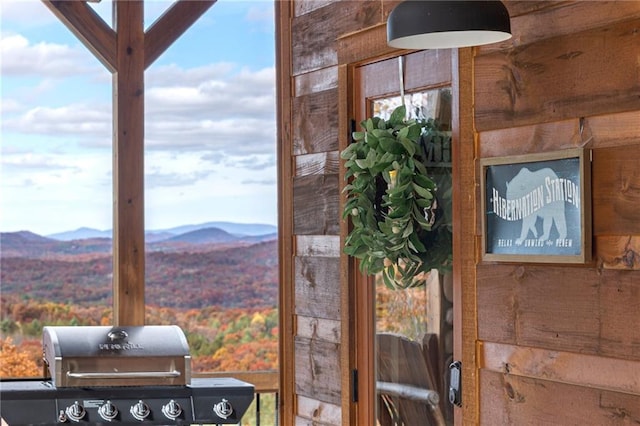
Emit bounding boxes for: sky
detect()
[0,0,277,236]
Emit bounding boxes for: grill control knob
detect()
[213,398,234,419]
[130,400,150,421]
[65,401,86,422]
[99,400,119,421]
[162,400,182,420]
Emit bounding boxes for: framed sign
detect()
[481,148,592,263]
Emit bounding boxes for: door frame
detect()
[337,27,477,425]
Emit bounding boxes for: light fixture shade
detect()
[387,1,512,49]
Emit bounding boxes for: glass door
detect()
[352,51,454,426]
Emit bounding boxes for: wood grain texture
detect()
[295,336,342,405]
[292,1,382,75]
[480,341,640,396]
[295,415,338,426]
[337,23,396,66]
[112,0,145,326]
[275,2,296,424]
[293,174,340,235]
[294,66,339,97]
[295,235,341,258]
[451,48,478,426]
[293,90,339,155]
[592,146,640,235]
[596,236,640,270]
[479,119,580,158]
[295,152,340,177]
[297,395,341,425]
[475,18,640,131]
[337,64,357,426]
[294,0,339,18]
[477,264,640,361]
[502,1,558,18]
[586,111,640,149]
[480,370,640,425]
[479,110,640,158]
[485,1,640,53]
[297,315,341,344]
[357,49,452,100]
[294,256,341,320]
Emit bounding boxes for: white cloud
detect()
[0,33,97,77]
[3,103,111,138]
[0,98,24,114]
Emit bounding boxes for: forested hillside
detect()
[1,236,278,309]
[0,227,278,378]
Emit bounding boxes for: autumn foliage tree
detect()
[0,337,40,378]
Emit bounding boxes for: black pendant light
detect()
[387,1,512,49]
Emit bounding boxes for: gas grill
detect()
[0,326,255,425]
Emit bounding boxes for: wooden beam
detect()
[144,0,216,69]
[112,0,145,326]
[41,0,117,72]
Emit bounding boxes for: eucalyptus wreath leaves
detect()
[341,105,452,289]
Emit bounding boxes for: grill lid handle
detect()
[66,370,181,380]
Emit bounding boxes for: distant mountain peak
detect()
[1,230,55,243]
[47,228,110,241]
[164,227,237,244]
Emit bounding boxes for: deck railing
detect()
[195,371,279,425]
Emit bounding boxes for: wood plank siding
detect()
[277,0,640,424]
[474,1,640,424]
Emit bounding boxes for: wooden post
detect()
[112,0,146,326]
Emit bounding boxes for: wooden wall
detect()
[279,0,640,424]
[281,1,393,424]
[475,1,640,424]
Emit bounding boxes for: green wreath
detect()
[341,105,452,289]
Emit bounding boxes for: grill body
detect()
[1,326,255,425]
[0,377,254,425]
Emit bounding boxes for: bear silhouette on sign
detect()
[506,167,567,246]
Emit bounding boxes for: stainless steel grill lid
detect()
[43,325,192,388]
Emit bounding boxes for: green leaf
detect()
[409,232,426,252]
[364,118,375,132]
[407,123,422,140]
[397,126,409,139]
[414,173,436,190]
[340,143,357,159]
[364,133,379,149]
[398,137,416,157]
[389,105,407,126]
[412,182,434,200]
[355,159,369,170]
[415,198,434,209]
[378,136,405,155]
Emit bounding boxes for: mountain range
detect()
[0,222,277,259]
[46,221,277,241]
[0,222,279,310]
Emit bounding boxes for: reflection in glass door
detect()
[371,88,453,426]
